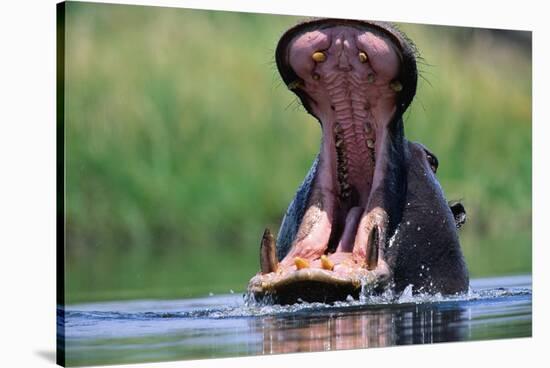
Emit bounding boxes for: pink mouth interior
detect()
[282,26,400,265]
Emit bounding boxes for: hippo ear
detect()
[449,201,466,229]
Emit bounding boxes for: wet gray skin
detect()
[248,18,469,305]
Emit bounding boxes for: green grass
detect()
[62,3,532,303]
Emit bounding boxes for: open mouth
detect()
[249,20,415,305]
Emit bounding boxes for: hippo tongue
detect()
[248,22,403,304]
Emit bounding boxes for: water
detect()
[59,275,532,366]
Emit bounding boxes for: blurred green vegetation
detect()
[63,3,532,303]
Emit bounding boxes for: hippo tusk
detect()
[260,228,279,274]
[366,226,379,270]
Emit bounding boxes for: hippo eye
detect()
[358,51,368,63]
[426,153,438,173]
[311,51,326,63]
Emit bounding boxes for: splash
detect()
[234,281,531,319]
[65,277,531,322]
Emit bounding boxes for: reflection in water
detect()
[254,304,467,354]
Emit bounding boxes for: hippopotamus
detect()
[248,18,469,304]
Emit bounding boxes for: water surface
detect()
[59,275,532,366]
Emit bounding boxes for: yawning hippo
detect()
[248,18,469,304]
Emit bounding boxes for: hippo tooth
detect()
[366,139,375,149]
[367,74,375,84]
[390,80,403,92]
[260,228,278,274]
[312,51,326,62]
[358,51,368,63]
[294,257,310,270]
[335,138,343,147]
[320,255,334,270]
[312,73,320,80]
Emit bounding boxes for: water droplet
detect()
[417,226,421,231]
[388,228,399,249]
[230,289,234,294]
[406,221,411,225]
[209,292,214,296]
[346,295,355,302]
[421,264,425,270]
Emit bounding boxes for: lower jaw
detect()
[247,126,388,304]
[248,265,388,305]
